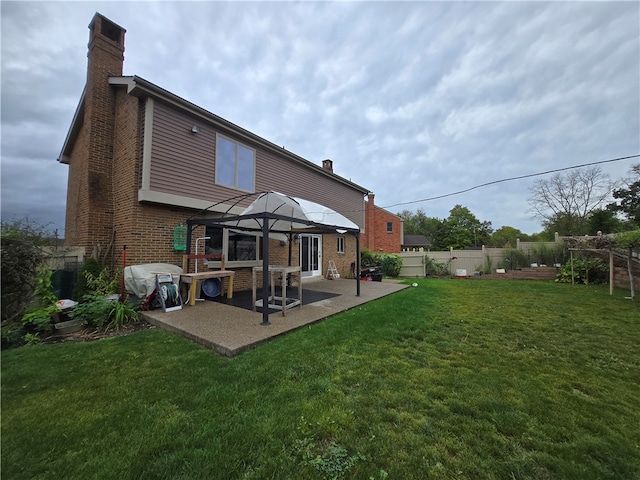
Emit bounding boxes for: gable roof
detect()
[365,198,403,220]
[58,75,368,194]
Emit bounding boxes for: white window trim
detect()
[205,228,262,268]
[337,236,345,254]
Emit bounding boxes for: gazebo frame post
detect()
[355,232,361,297]
[260,215,271,325]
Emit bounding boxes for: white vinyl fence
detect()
[398,239,561,278]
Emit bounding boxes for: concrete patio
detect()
[141,278,408,356]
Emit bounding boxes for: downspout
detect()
[185,222,194,273]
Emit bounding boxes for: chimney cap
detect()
[88,13,126,47]
[89,12,126,35]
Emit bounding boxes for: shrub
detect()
[380,254,402,277]
[20,266,59,339]
[69,294,112,328]
[21,307,57,334]
[615,230,640,249]
[555,258,609,284]
[85,267,120,296]
[1,224,47,326]
[70,296,138,331]
[485,255,493,274]
[72,258,104,301]
[425,257,449,276]
[70,266,137,330]
[503,249,530,270]
[528,244,568,266]
[360,248,380,268]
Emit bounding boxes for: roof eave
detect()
[57,86,86,164]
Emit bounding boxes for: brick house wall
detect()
[61,13,365,289]
[362,193,402,253]
[64,14,124,258]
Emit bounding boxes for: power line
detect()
[382,154,640,210]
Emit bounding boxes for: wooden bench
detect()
[180,254,234,306]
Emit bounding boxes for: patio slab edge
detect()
[141,279,408,357]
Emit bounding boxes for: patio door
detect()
[300,234,322,278]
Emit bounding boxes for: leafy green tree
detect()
[397,209,442,245]
[525,232,547,242]
[587,208,623,235]
[608,163,640,228]
[542,212,584,237]
[490,226,528,247]
[398,209,427,235]
[435,205,492,250]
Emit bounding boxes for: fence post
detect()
[610,249,614,295]
[482,245,486,273]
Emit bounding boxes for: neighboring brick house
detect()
[57,13,370,290]
[362,193,403,253]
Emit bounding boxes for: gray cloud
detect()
[1,1,638,236]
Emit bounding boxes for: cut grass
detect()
[2,280,639,479]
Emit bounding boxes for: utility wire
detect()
[382,154,639,210]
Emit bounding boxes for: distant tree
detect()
[397,209,442,245]
[587,208,623,235]
[526,232,547,242]
[398,209,428,235]
[528,167,615,235]
[608,163,640,228]
[541,212,583,237]
[490,226,528,247]
[435,205,492,250]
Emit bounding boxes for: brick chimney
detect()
[322,159,333,172]
[64,13,126,254]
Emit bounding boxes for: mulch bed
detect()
[41,321,156,345]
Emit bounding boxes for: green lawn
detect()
[2,280,639,479]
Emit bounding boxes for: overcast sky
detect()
[2,1,639,236]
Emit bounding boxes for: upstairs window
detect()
[337,236,345,254]
[386,222,393,233]
[216,134,255,191]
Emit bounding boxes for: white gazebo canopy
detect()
[210,191,359,233]
[185,191,363,326]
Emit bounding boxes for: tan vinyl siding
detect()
[147,100,365,227]
[255,148,364,227]
[149,101,215,196]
